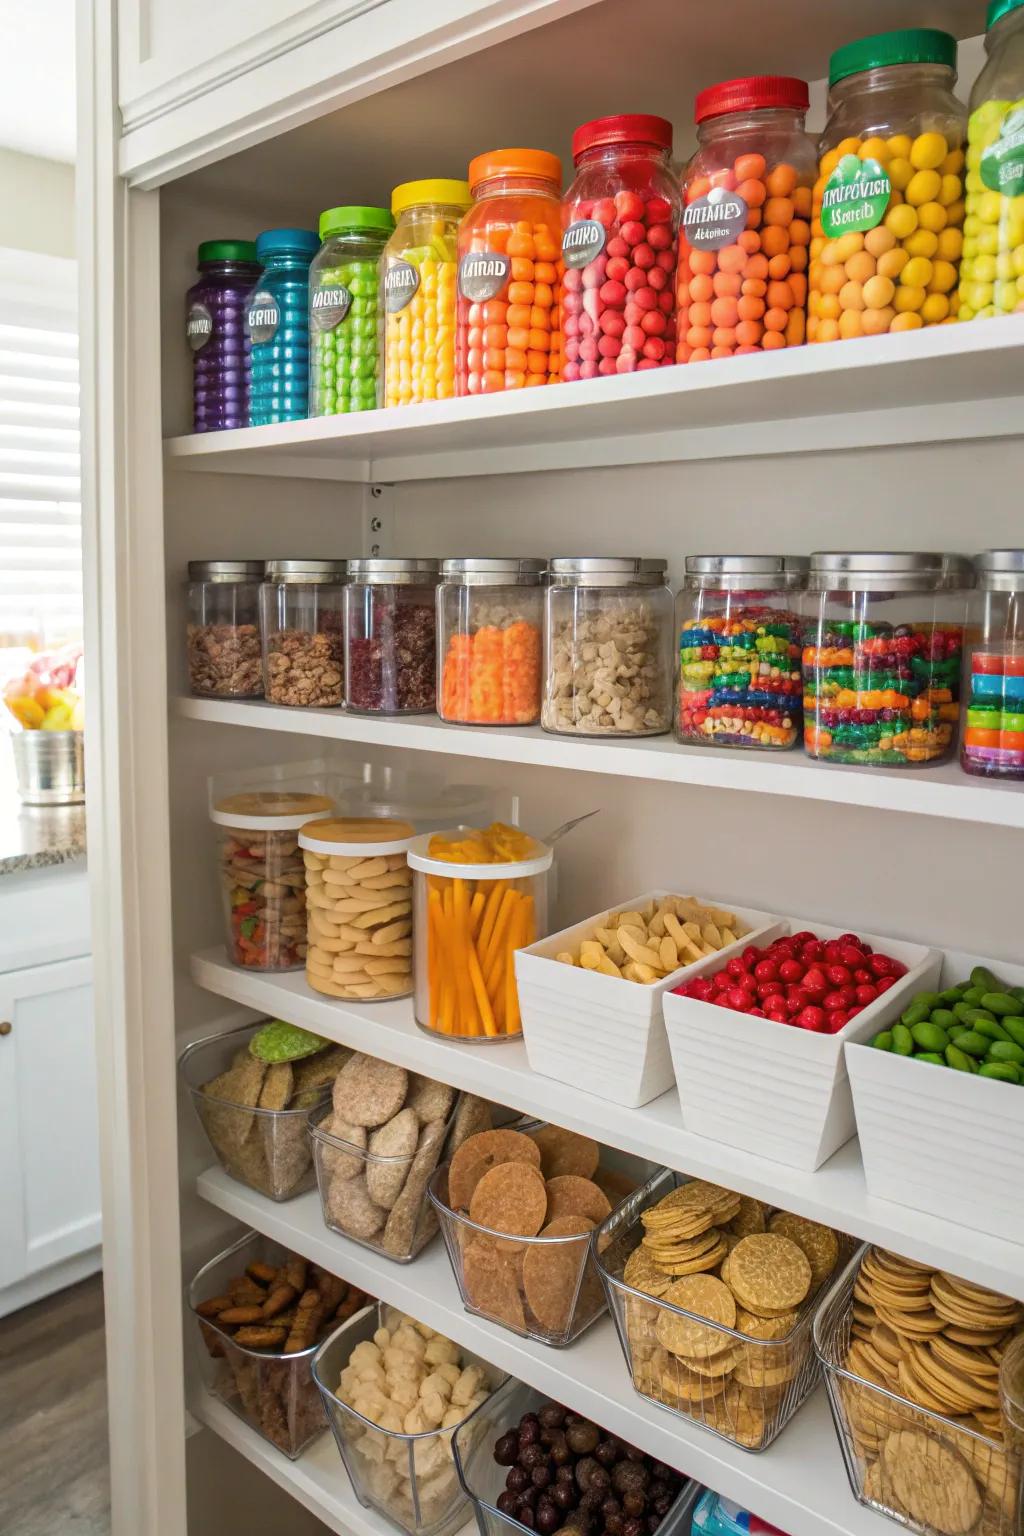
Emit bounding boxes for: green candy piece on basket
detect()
[961,987,986,1006]
[970,965,1002,994]
[980,992,1024,1017]
[929,1008,957,1029]
[963,1008,998,1028]
[1001,1017,1024,1048]
[249,1020,331,1063]
[871,1030,894,1051]
[987,1039,1024,1066]
[891,1024,915,1056]
[900,1002,931,1029]
[969,1016,1011,1043]
[953,1001,979,1025]
[1011,986,1024,1005]
[911,1021,950,1052]
[979,1062,1021,1084]
[915,1052,946,1066]
[946,1044,978,1072]
[938,984,969,1004]
[952,1031,990,1058]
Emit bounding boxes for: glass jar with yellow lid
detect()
[379,178,472,406]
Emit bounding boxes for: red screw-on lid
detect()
[572,114,673,161]
[694,76,809,123]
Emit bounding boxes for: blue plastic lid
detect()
[255,227,319,261]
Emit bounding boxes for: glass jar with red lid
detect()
[676,76,816,362]
[455,149,563,395]
[561,115,680,380]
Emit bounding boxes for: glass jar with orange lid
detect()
[455,149,563,394]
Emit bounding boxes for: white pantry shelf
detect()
[190,949,1024,1300]
[163,321,1024,483]
[196,1169,893,1536]
[176,696,1024,829]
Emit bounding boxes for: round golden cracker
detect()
[909,1345,999,1411]
[333,1052,408,1127]
[862,1458,908,1517]
[462,1240,526,1331]
[944,1324,1012,1347]
[767,1212,839,1288]
[731,1346,799,1390]
[726,1234,811,1314]
[930,1335,1002,1379]
[643,1181,738,1227]
[544,1175,611,1226]
[522,1216,597,1333]
[447,1129,541,1211]
[728,1195,768,1238]
[672,1345,739,1379]
[874,1302,946,1340]
[624,1245,674,1299]
[882,1429,982,1535]
[529,1125,599,1180]
[870,1324,906,1366]
[655,1274,736,1360]
[470,1161,548,1238]
[658,1239,730,1277]
[736,1307,798,1341]
[656,1353,731,1402]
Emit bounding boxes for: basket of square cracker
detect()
[594,1170,850,1452]
[427,1124,655,1348]
[312,1301,503,1536]
[309,1049,496,1262]
[180,1020,350,1202]
[514,891,778,1109]
[814,1244,1024,1536]
[188,1230,370,1459]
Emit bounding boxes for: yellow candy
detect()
[929,259,958,294]
[907,169,942,207]
[887,134,913,160]
[859,136,890,163]
[917,202,947,233]
[887,157,914,192]
[894,284,926,312]
[910,132,948,171]
[996,279,1019,311]
[905,229,939,258]
[884,204,918,240]
[890,311,923,331]
[921,293,950,323]
[977,191,1004,225]
[939,174,963,208]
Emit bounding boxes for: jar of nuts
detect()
[260,559,347,708]
[300,818,415,1001]
[186,559,265,698]
[344,558,440,715]
[438,558,546,726]
[542,557,673,737]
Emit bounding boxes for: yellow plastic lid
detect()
[391,179,472,216]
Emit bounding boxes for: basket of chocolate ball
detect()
[450,1377,700,1536]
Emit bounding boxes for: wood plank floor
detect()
[0,1275,111,1535]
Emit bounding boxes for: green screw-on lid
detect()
[829,29,957,87]
[988,0,1024,29]
[318,206,395,241]
[198,239,258,264]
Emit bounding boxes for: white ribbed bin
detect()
[515,891,778,1108]
[663,919,940,1170]
[847,951,1024,1244]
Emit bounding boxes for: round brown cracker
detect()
[727,1233,812,1314]
[325,1172,387,1240]
[448,1129,541,1211]
[365,1107,419,1208]
[768,1211,839,1288]
[544,1175,611,1226]
[736,1307,798,1341]
[655,1274,736,1360]
[529,1125,599,1180]
[332,1052,408,1127]
[469,1161,548,1239]
[658,1239,730,1277]
[882,1428,982,1535]
[522,1215,597,1333]
[462,1240,526,1330]
[624,1245,674,1299]
[728,1195,768,1238]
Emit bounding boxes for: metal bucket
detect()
[12,730,85,805]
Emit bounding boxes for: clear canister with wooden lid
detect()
[299,818,416,1000]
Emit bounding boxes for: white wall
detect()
[0,148,74,258]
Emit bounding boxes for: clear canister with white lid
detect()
[344,558,440,715]
[299,817,415,1001]
[676,555,806,751]
[261,558,347,708]
[962,550,1024,779]
[186,559,264,698]
[437,558,545,726]
[542,557,672,737]
[802,552,967,768]
[213,790,334,971]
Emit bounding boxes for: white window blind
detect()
[0,249,80,648]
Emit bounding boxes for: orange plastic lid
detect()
[468,148,562,192]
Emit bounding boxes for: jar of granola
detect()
[186,559,264,698]
[260,559,347,708]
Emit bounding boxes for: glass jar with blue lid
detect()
[247,228,318,425]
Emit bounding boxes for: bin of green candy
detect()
[867,965,1024,1084]
[309,206,394,416]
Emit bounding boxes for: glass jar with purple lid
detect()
[186,240,261,432]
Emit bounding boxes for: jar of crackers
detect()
[299,818,416,1001]
[408,825,552,1040]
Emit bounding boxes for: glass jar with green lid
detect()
[957,0,1024,321]
[308,206,394,415]
[380,179,472,408]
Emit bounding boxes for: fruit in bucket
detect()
[3,644,84,730]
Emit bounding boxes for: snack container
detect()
[309,205,394,416]
[515,891,778,1108]
[437,558,546,727]
[663,918,940,1170]
[846,950,1024,1244]
[186,239,262,432]
[596,1170,849,1453]
[179,1021,332,1201]
[381,179,471,407]
[814,1250,1021,1536]
[409,830,551,1041]
[300,817,416,1002]
[961,551,1024,780]
[345,558,441,715]
[185,559,265,699]
[247,228,318,425]
[260,558,347,709]
[188,1230,343,1459]
[451,1377,703,1536]
[312,1301,504,1536]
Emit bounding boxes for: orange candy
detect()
[440,622,542,724]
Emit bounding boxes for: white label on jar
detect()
[246,289,280,344]
[458,252,511,302]
[311,285,352,333]
[562,219,606,269]
[186,301,213,351]
[384,259,420,313]
[683,187,749,250]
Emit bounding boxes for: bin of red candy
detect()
[561,114,680,380]
[676,76,816,362]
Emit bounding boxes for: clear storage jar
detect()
[186,239,262,432]
[542,557,672,737]
[309,206,394,416]
[675,555,806,750]
[437,558,545,726]
[409,830,551,1041]
[962,550,1024,778]
[185,559,264,698]
[809,30,967,341]
[212,790,333,971]
[677,77,815,362]
[802,552,967,767]
[344,558,440,715]
[456,149,563,394]
[299,817,415,1001]
[957,0,1024,321]
[561,114,679,379]
[381,179,471,407]
[260,558,347,708]
[247,227,318,425]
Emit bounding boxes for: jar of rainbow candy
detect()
[962,550,1024,779]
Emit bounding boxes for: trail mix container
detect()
[344,558,440,715]
[213,790,333,970]
[247,228,318,425]
[185,559,264,698]
[456,150,563,394]
[381,179,471,406]
[438,558,545,726]
[802,552,966,767]
[309,206,394,416]
[561,114,679,379]
[957,0,1024,321]
[300,817,415,1001]
[676,556,806,750]
[962,550,1024,779]
[542,557,672,737]
[186,239,261,432]
[809,30,967,341]
[677,77,815,361]
[260,559,347,708]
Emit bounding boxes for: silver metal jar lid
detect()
[975,550,1024,592]
[684,555,807,590]
[264,558,348,583]
[807,551,947,593]
[187,559,265,582]
[441,557,546,587]
[346,557,441,585]
[940,554,976,591]
[548,556,668,588]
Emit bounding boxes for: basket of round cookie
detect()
[594,1169,850,1452]
[427,1124,653,1347]
[814,1244,1024,1536]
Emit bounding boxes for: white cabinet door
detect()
[0,956,100,1289]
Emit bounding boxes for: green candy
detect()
[963,1008,998,1027]
[961,987,986,1006]
[249,1020,331,1063]
[915,1052,946,1066]
[938,985,969,1004]
[980,992,1024,1017]
[900,1002,932,1029]
[969,1016,1011,1043]
[871,1030,894,1051]
[911,1021,950,1052]
[979,1062,1021,1083]
[953,1000,979,1025]
[970,965,1002,994]
[946,1044,978,1072]
[1001,1016,1024,1048]
[891,1024,915,1056]
[951,1030,989,1058]
[929,1008,957,1029]
[987,1039,1024,1065]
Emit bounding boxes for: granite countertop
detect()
[0,740,86,875]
